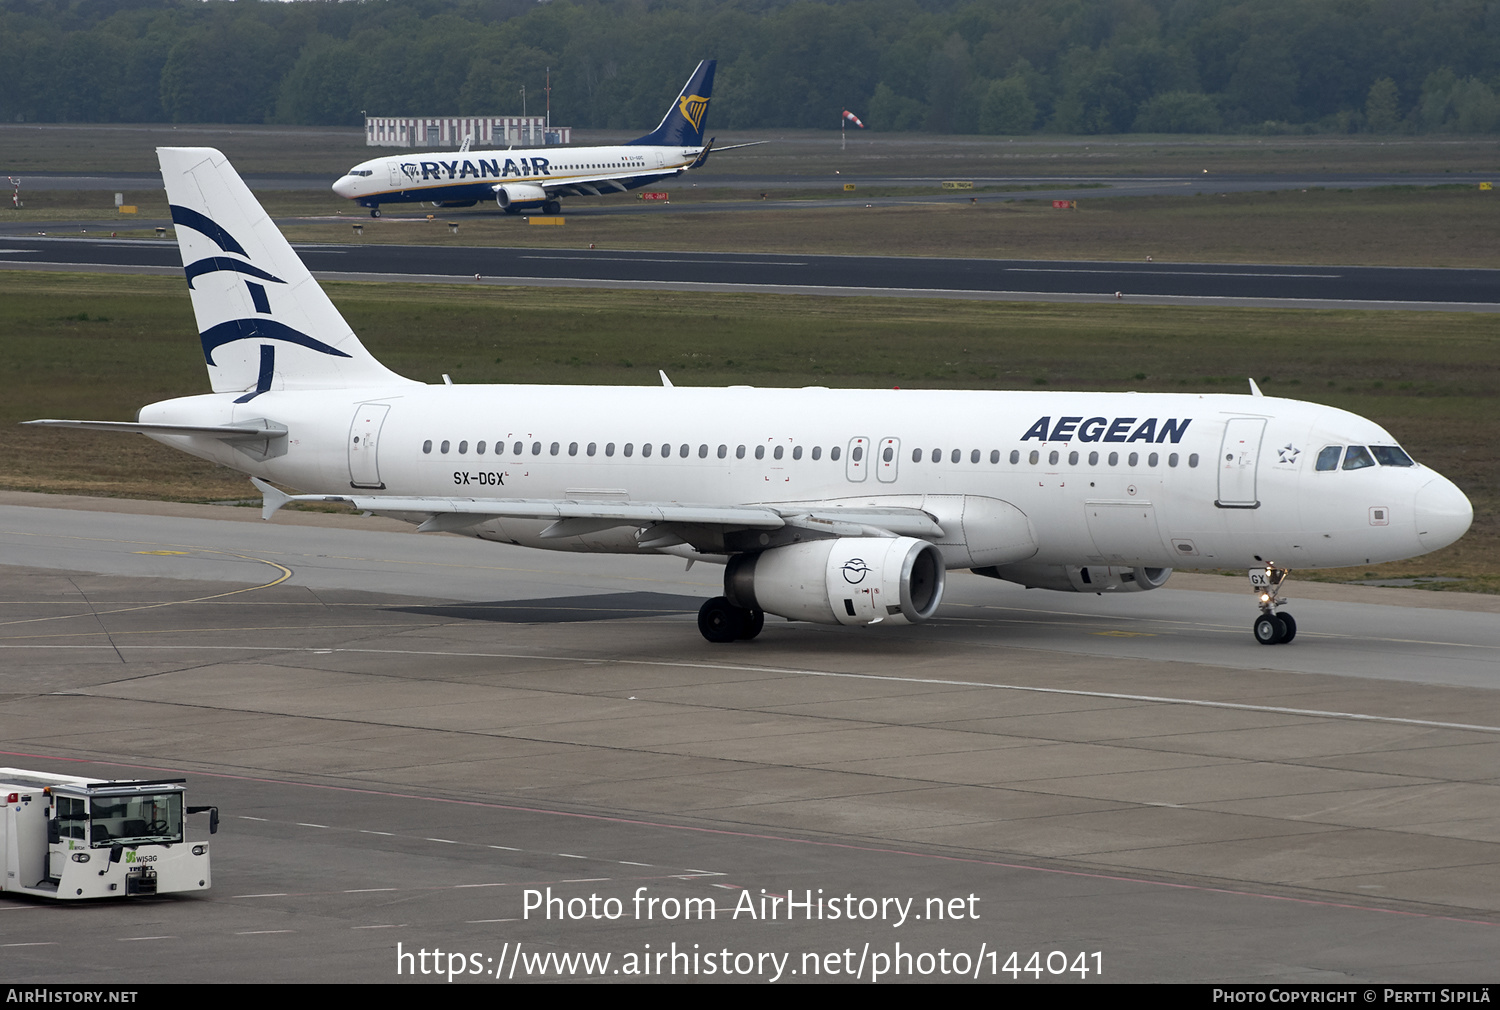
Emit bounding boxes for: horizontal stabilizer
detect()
[25,418,286,442]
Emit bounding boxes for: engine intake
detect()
[495,183,547,209]
[726,537,945,626]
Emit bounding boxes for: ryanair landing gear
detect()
[370,208,381,218]
[1250,565,1297,645]
[698,596,763,643]
[544,200,562,215]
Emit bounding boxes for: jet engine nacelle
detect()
[495,184,548,209]
[974,563,1172,594]
[725,537,945,626]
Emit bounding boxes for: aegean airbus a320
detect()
[27,148,1473,644]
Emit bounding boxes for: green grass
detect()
[18,182,1500,268]
[0,271,1494,584]
[5,122,1500,177]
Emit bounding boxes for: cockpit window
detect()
[1315,446,1342,471]
[1370,445,1415,467]
[1342,445,1376,470]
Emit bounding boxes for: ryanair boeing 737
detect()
[333,61,732,217]
[28,149,1474,645]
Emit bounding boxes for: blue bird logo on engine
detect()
[841,559,872,584]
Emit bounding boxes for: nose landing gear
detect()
[1250,565,1297,645]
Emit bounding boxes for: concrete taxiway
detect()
[1,491,1497,983]
[3,236,1498,311]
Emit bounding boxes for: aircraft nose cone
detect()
[332,175,357,198]
[1414,475,1472,552]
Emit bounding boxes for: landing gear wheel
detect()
[544,200,562,215]
[1254,614,1286,645]
[370,208,381,218]
[698,596,745,643]
[738,609,764,640]
[1277,611,1296,643]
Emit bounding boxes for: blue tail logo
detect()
[628,60,716,148]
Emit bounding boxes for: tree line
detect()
[4,0,1500,135]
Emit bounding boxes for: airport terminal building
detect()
[365,116,571,148]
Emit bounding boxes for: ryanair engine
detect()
[724,537,945,627]
[974,563,1171,594]
[495,183,548,209]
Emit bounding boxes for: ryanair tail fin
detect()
[158,147,417,398]
[627,60,716,148]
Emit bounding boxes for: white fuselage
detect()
[332,144,700,208]
[137,384,1472,572]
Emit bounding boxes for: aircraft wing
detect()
[252,479,944,540]
[516,168,684,199]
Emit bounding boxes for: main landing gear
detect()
[698,597,764,643]
[1249,564,1297,645]
[370,208,381,218]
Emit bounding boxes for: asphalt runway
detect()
[2,492,1498,983]
[3,235,1498,310]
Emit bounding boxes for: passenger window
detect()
[1148,452,1158,467]
[949,449,960,464]
[970,449,980,464]
[513,441,523,455]
[1028,450,1039,465]
[736,445,746,459]
[661,443,670,458]
[605,442,615,457]
[1048,450,1059,465]
[568,442,578,456]
[912,448,923,463]
[1009,450,1020,464]
[812,446,822,460]
[774,446,784,460]
[883,447,893,462]
[531,441,541,455]
[853,446,864,462]
[1343,446,1375,470]
[440,440,450,454]
[422,440,432,453]
[623,443,634,457]
[550,442,559,456]
[1189,453,1199,467]
[1316,446,1342,471]
[680,444,689,458]
[1088,451,1099,465]
[1127,452,1138,467]
[1371,445,1414,467]
[458,441,468,454]
[477,441,486,455]
[755,445,765,460]
[1069,451,1079,465]
[1168,453,1178,467]
[699,444,709,458]
[717,445,727,459]
[831,446,841,461]
[643,443,654,458]
[990,449,1000,463]
[793,446,803,460]
[1108,452,1119,466]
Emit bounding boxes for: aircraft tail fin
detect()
[158,147,417,398]
[627,60,716,148]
